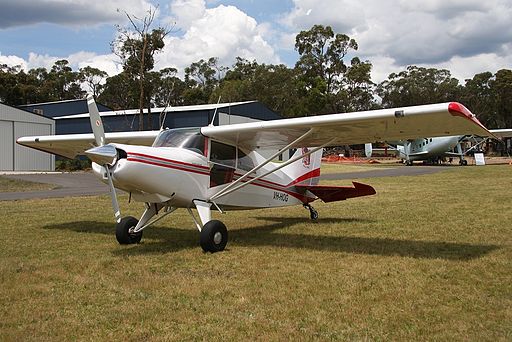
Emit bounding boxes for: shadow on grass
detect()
[43,217,498,260]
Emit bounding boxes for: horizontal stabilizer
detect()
[296,182,376,203]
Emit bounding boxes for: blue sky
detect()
[1,0,511,82]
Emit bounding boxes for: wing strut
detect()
[208,128,315,201]
[209,137,335,201]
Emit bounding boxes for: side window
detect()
[237,149,254,171]
[210,141,236,168]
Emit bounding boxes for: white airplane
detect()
[17,97,491,252]
[366,129,512,166]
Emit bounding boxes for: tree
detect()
[47,59,84,100]
[331,57,376,112]
[79,66,108,99]
[184,57,227,105]
[153,67,187,107]
[98,72,138,111]
[294,24,374,114]
[460,72,494,126]
[112,6,171,129]
[0,64,23,104]
[491,69,512,128]
[377,66,461,108]
[213,57,300,117]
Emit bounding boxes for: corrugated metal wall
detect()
[14,122,53,171]
[0,121,14,170]
[0,103,55,171]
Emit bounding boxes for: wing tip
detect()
[448,102,492,137]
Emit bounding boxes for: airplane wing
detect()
[17,131,160,159]
[406,151,429,157]
[201,102,491,150]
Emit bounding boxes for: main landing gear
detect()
[200,220,228,253]
[116,216,143,244]
[303,203,319,220]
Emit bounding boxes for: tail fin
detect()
[280,148,323,186]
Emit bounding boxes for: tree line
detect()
[1,24,511,129]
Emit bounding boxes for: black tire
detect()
[462,159,468,166]
[310,208,319,220]
[200,220,228,253]
[116,216,143,244]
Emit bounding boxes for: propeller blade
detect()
[87,94,105,147]
[105,166,122,223]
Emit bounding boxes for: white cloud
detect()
[0,51,122,76]
[168,0,206,30]
[0,53,28,70]
[1,1,280,77]
[281,0,512,81]
[157,1,280,73]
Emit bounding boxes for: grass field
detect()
[0,176,54,192]
[0,165,511,341]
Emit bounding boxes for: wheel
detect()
[310,207,319,220]
[116,216,143,244]
[406,160,413,166]
[462,159,468,166]
[200,220,228,253]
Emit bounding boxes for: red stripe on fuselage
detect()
[127,157,210,176]
[127,152,210,170]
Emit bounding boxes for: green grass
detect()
[0,176,54,192]
[0,166,511,340]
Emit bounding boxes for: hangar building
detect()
[0,102,55,171]
[19,99,280,135]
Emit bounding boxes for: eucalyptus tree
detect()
[112,6,171,129]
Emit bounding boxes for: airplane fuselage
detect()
[92,143,317,210]
[396,135,463,161]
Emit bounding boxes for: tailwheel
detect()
[116,216,143,244]
[460,159,468,166]
[200,220,228,253]
[303,203,319,220]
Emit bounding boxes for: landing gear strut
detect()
[303,203,319,220]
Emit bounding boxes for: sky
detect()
[0,0,511,83]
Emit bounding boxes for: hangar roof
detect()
[0,102,55,124]
[54,101,258,119]
[18,98,112,118]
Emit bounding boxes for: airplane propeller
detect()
[84,94,122,223]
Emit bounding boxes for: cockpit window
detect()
[238,149,254,171]
[152,128,206,155]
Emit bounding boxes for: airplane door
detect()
[209,141,236,188]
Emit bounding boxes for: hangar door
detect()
[0,121,14,170]
[14,122,53,171]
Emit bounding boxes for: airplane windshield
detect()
[152,128,205,155]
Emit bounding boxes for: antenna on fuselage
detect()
[159,99,172,131]
[208,96,222,127]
